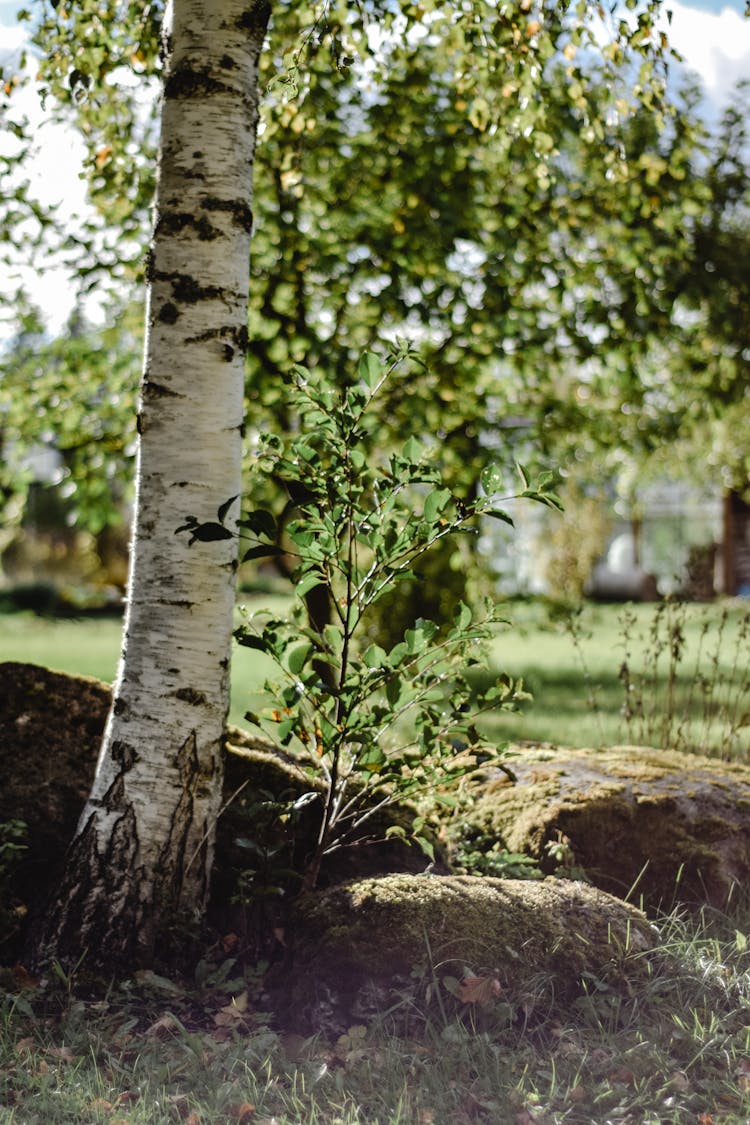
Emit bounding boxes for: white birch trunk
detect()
[32,0,270,972]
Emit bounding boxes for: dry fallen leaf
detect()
[88,1099,114,1114]
[145,1013,182,1039]
[46,1045,75,1063]
[456,975,503,1007]
[213,992,250,1028]
[227,1104,256,1123]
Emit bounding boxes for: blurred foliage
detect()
[538,480,613,604]
[0,1,748,618]
[0,297,141,532]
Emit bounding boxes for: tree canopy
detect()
[1,1,748,551]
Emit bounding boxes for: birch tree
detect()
[31,0,270,972]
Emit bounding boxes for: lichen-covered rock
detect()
[278,872,658,1033]
[459,746,750,910]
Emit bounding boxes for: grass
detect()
[0,597,288,730]
[2,595,750,753]
[485,598,750,758]
[2,900,750,1123]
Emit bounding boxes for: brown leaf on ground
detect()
[226,1103,256,1122]
[144,1013,182,1039]
[456,975,503,1007]
[46,1045,75,1063]
[213,991,250,1028]
[88,1099,114,1114]
[11,964,38,991]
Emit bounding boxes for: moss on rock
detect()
[458,746,750,910]
[278,872,658,1033]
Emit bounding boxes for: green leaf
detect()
[363,643,387,669]
[239,509,276,538]
[277,719,295,743]
[402,436,422,464]
[323,623,343,655]
[485,509,514,526]
[187,522,234,544]
[423,487,451,523]
[235,633,267,652]
[415,835,435,861]
[358,351,382,389]
[286,642,313,675]
[358,745,386,773]
[217,494,239,524]
[454,601,472,630]
[295,571,325,597]
[480,464,504,495]
[242,543,285,561]
[385,675,402,706]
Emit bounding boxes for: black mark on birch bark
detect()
[157,731,201,909]
[174,687,208,707]
[158,302,179,324]
[183,325,247,355]
[156,211,221,241]
[171,274,224,304]
[143,380,181,399]
[164,66,231,100]
[203,197,254,233]
[111,740,138,771]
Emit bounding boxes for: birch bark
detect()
[32,0,270,972]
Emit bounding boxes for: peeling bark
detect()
[31,0,271,974]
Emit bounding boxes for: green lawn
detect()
[0,599,286,730]
[1,596,749,757]
[486,598,750,757]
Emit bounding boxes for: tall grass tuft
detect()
[616,599,750,758]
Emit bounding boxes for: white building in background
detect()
[488,478,727,601]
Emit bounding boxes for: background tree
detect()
[4,3,712,614]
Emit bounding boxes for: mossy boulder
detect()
[0,662,428,958]
[277,872,658,1034]
[459,746,750,910]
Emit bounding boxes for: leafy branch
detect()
[178,348,561,889]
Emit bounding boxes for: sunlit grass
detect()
[2,897,750,1124]
[1,595,749,754]
[485,598,750,757]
